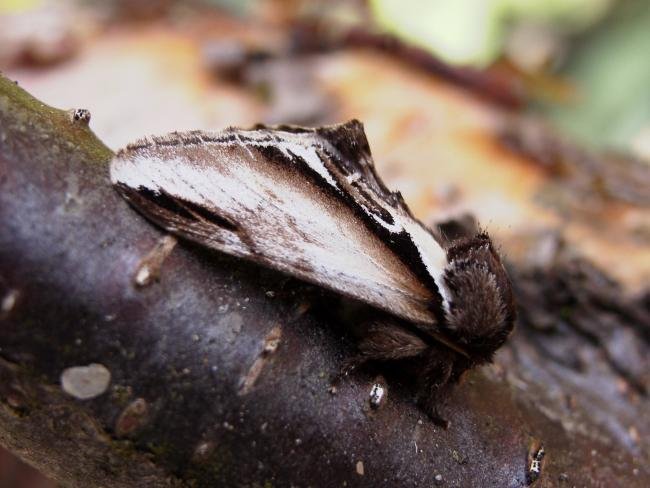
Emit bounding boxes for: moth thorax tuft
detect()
[440,234,515,357]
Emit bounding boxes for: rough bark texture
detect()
[0,74,648,487]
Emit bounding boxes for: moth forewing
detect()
[110,122,453,330]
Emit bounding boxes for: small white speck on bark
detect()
[1,289,19,313]
[133,235,177,287]
[134,265,152,286]
[60,363,111,400]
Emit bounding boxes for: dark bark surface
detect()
[0,74,648,487]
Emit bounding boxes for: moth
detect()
[110,119,515,422]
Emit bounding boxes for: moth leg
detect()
[419,349,456,428]
[335,322,429,382]
[359,322,429,361]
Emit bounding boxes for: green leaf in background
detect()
[369,0,504,66]
[504,0,613,30]
[200,0,257,16]
[543,0,650,153]
[0,0,40,14]
[370,0,650,155]
[369,0,613,67]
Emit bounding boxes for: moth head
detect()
[440,233,515,363]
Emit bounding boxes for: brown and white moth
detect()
[110,119,515,421]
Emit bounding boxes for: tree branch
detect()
[0,74,647,487]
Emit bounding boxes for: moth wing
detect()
[110,120,447,326]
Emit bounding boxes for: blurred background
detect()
[1,0,649,485]
[2,0,650,155]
